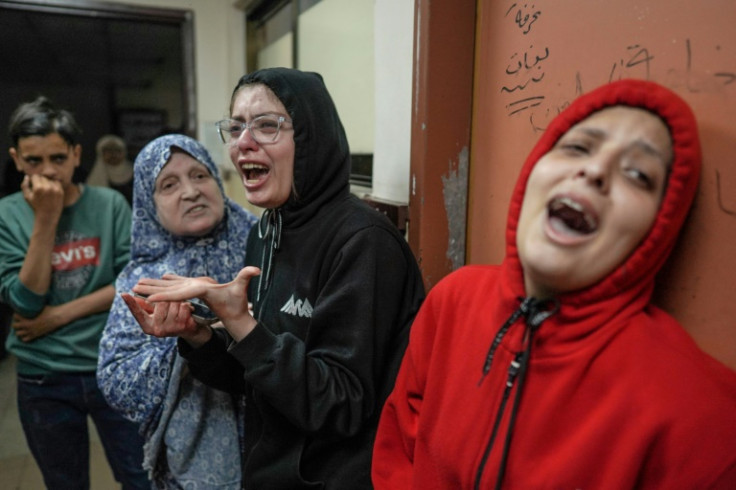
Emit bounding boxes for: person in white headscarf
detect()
[86,134,134,203]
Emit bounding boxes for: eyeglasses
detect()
[215,115,292,145]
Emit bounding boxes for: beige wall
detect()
[96,0,416,210]
[256,0,414,203]
[298,0,375,155]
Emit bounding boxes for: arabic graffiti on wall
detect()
[500,3,736,135]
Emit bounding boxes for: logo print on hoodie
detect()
[280,295,314,318]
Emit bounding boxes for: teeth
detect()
[241,163,266,171]
[549,196,597,233]
[557,196,582,212]
[241,163,268,184]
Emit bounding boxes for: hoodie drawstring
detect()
[493,298,559,489]
[474,297,560,490]
[256,209,282,302]
[479,297,557,385]
[478,297,528,386]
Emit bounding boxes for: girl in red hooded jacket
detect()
[372,79,736,489]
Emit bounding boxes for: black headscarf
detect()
[235,68,352,227]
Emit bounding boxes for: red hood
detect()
[499,79,701,350]
[505,79,701,303]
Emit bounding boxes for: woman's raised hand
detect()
[130,266,262,342]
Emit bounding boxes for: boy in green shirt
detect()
[0,96,148,489]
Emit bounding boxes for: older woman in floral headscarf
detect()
[97,134,257,489]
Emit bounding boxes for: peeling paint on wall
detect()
[442,146,469,270]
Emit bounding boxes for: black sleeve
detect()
[177,328,246,394]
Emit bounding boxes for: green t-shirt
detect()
[0,185,131,374]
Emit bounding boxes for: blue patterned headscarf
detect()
[126,133,256,269]
[98,134,257,488]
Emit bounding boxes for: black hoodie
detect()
[182,68,425,489]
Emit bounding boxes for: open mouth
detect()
[547,196,598,235]
[241,163,269,184]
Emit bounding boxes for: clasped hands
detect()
[122,266,261,346]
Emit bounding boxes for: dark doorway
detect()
[0,0,195,184]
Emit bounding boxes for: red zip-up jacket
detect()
[373,80,736,489]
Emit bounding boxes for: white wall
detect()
[372,0,414,203]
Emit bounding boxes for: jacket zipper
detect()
[473,352,523,490]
